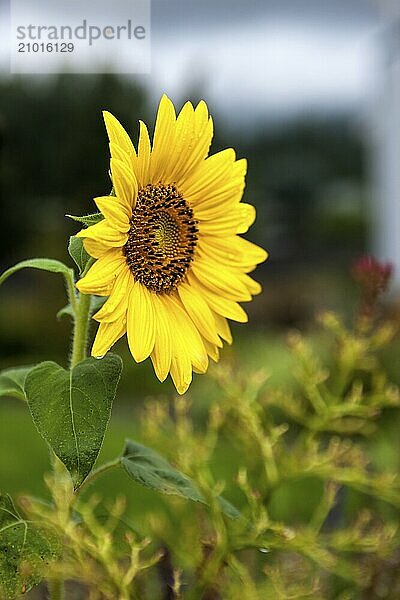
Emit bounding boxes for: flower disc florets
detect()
[123,183,198,293]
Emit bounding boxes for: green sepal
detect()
[68,236,92,274]
[66,212,104,227]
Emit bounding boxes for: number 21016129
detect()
[18,42,74,52]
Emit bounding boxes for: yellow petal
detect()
[76,219,128,248]
[93,268,132,323]
[110,158,138,211]
[212,312,233,344]
[135,120,151,188]
[173,100,213,184]
[188,272,248,323]
[156,294,209,394]
[92,319,126,357]
[192,258,252,302]
[170,354,192,395]
[76,251,126,296]
[243,274,262,296]
[190,159,247,218]
[198,203,256,236]
[150,294,172,382]
[182,113,213,177]
[164,299,193,394]
[83,238,110,259]
[94,196,131,232]
[203,338,220,362]
[127,281,156,362]
[199,263,262,297]
[178,283,222,347]
[109,142,134,172]
[166,101,195,181]
[236,237,268,265]
[150,94,177,183]
[180,148,236,200]
[194,197,241,221]
[198,236,268,272]
[166,295,209,374]
[236,203,256,234]
[103,111,136,159]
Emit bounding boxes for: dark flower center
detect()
[123,183,198,293]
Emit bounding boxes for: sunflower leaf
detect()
[67,212,104,227]
[0,366,34,401]
[0,259,74,287]
[25,355,123,489]
[68,235,92,274]
[121,439,241,520]
[0,493,61,598]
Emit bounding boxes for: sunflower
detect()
[76,95,267,394]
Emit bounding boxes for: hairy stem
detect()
[64,270,77,313]
[70,291,92,368]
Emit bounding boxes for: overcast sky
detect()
[148,0,382,124]
[0,0,388,126]
[151,0,378,32]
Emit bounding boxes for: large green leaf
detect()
[68,236,92,274]
[0,493,60,599]
[0,258,73,287]
[121,440,241,519]
[25,355,123,489]
[0,366,33,401]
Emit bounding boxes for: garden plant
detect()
[0,97,399,599]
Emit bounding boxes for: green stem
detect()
[48,579,65,600]
[64,270,77,313]
[76,458,121,495]
[69,257,96,368]
[70,291,92,368]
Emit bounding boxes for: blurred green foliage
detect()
[1,310,400,598]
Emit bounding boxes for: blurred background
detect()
[1,0,400,553]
